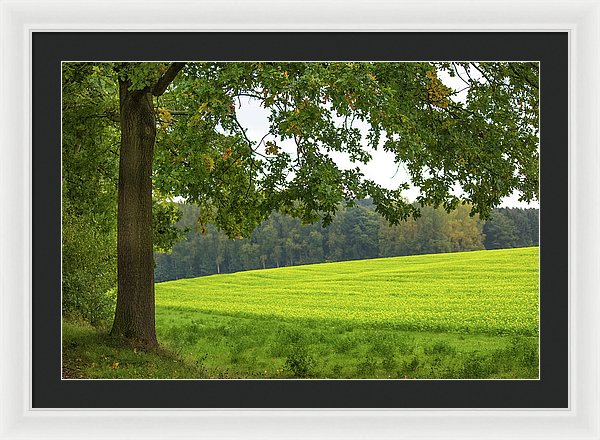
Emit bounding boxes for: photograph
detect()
[2,0,597,434]
[61,61,540,380]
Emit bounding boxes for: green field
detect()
[148,247,539,379]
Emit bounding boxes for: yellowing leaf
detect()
[198,102,209,114]
[202,155,215,172]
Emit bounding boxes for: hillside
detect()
[63,247,539,379]
[156,247,539,336]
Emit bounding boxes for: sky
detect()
[233,69,539,209]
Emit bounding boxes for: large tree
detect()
[62,62,539,348]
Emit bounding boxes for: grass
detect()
[156,247,539,336]
[154,247,539,379]
[63,247,539,379]
[62,320,208,379]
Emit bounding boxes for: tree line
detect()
[154,202,539,282]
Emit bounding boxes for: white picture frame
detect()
[1,0,598,438]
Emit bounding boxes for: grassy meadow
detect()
[63,247,539,379]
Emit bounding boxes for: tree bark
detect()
[110,80,158,348]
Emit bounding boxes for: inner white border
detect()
[1,1,598,439]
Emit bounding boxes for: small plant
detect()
[270,327,306,357]
[381,354,397,373]
[182,321,200,345]
[509,337,538,365]
[228,337,253,364]
[279,328,304,345]
[399,356,420,377]
[331,364,343,376]
[283,344,315,378]
[369,337,395,358]
[334,335,356,354]
[195,353,209,375]
[356,355,378,376]
[424,340,456,356]
[486,336,539,378]
[461,352,489,378]
[396,336,415,355]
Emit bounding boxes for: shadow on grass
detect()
[62,320,208,379]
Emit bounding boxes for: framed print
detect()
[1,0,599,439]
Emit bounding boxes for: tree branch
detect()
[157,109,190,116]
[80,112,120,123]
[508,64,539,91]
[152,63,186,97]
[451,63,471,87]
[230,111,270,159]
[470,63,494,86]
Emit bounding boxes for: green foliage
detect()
[62,63,187,326]
[327,203,380,261]
[115,62,170,91]
[356,355,378,376]
[283,344,316,378]
[424,340,456,356]
[62,63,120,326]
[150,308,539,379]
[152,198,186,253]
[154,202,537,282]
[484,208,539,249]
[62,202,117,327]
[400,357,421,376]
[149,61,538,236]
[378,204,485,257]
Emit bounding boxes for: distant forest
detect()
[154,201,539,282]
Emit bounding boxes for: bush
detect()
[62,203,117,327]
[283,344,315,378]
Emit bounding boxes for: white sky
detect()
[234,70,538,209]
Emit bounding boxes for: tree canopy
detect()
[152,62,538,232]
[65,62,539,227]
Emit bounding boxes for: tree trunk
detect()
[110,81,158,348]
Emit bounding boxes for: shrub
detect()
[283,344,315,378]
[62,204,117,327]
